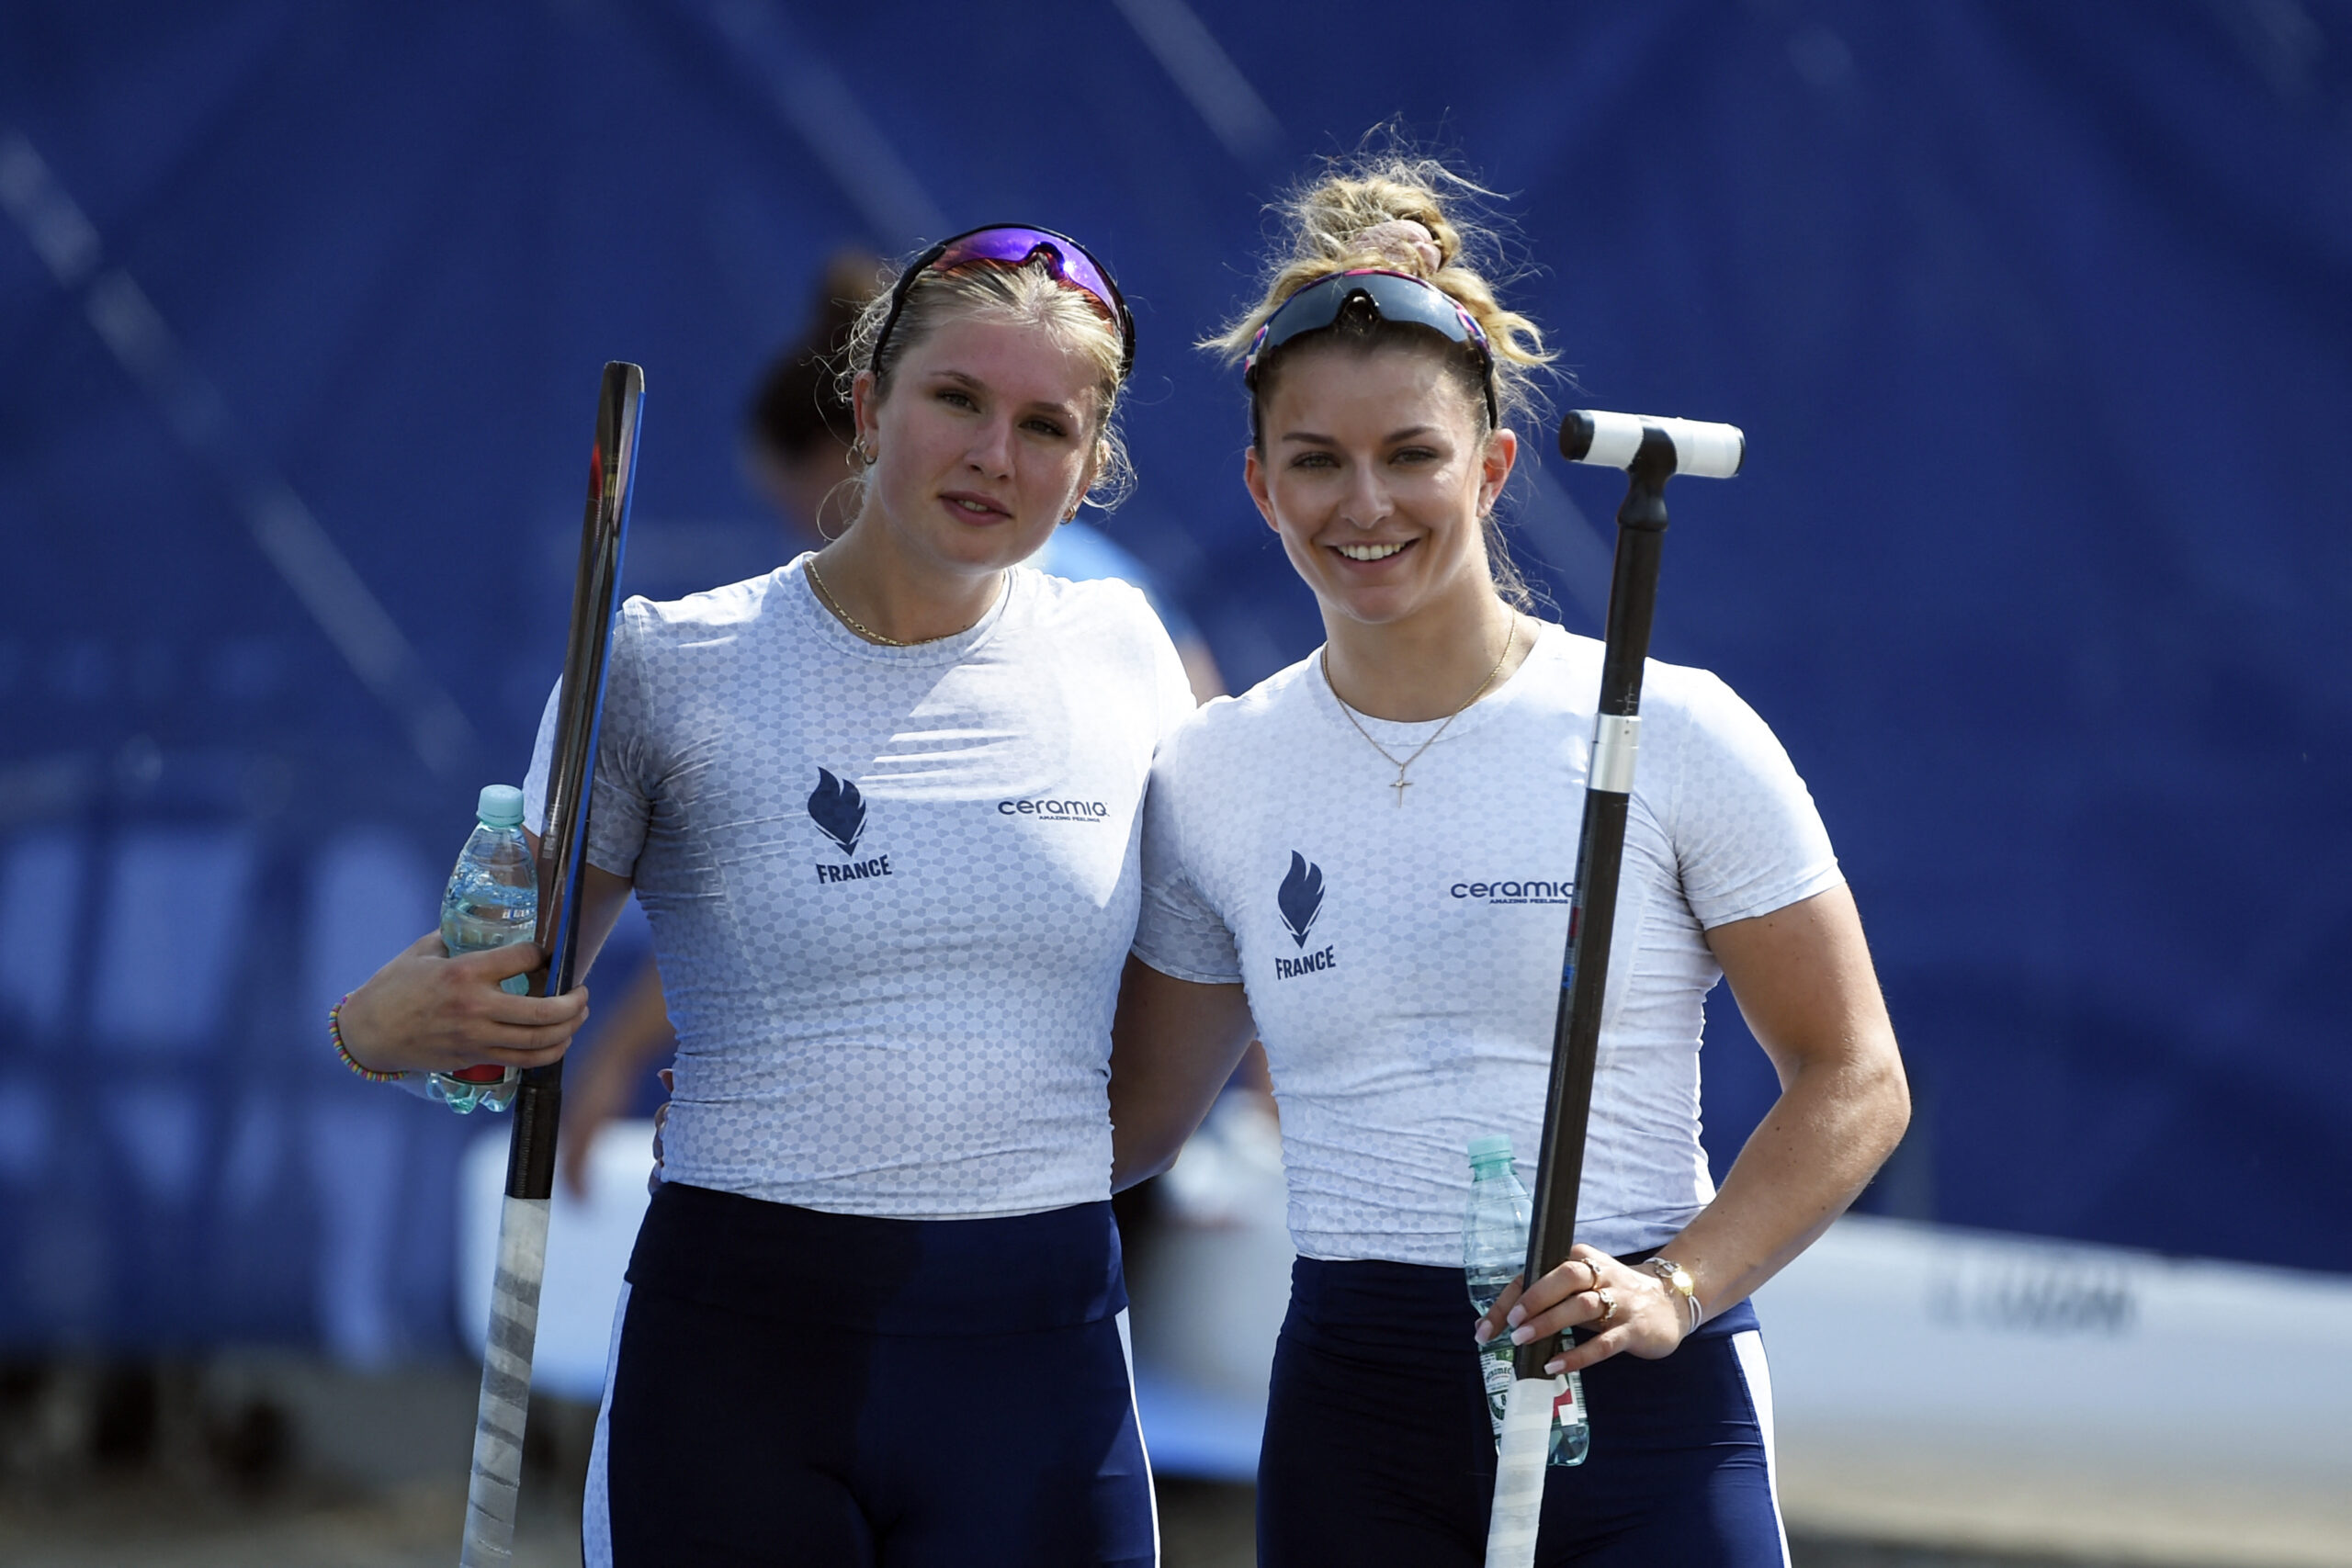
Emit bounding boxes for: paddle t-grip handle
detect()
[1559,410,1745,479]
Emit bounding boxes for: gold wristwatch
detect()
[1646,1257,1702,1331]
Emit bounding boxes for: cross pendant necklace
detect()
[1325,615,1519,807]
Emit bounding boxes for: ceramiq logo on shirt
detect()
[1274,852,1335,978]
[1450,875,1574,905]
[809,768,892,886]
[997,796,1111,822]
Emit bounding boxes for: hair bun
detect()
[1206,147,1552,423]
[1355,219,1444,277]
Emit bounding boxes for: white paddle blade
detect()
[1559,409,1745,479]
[459,1195,551,1567]
[1483,1374,1554,1567]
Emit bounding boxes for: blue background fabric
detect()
[1,1,2346,1354]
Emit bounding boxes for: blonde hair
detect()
[839,250,1136,510]
[1209,150,1556,610]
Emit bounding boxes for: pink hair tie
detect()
[1358,220,1443,276]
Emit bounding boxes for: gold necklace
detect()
[804,556,976,648]
[1323,615,1519,807]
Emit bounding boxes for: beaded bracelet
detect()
[329,993,403,1083]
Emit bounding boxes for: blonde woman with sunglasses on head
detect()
[334,228,1181,1567]
[1109,158,1909,1568]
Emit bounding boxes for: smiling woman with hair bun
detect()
[1111,152,1910,1566]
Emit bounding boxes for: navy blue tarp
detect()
[1,1,2346,1353]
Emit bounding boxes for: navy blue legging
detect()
[1258,1258,1784,1568]
[588,1183,1156,1568]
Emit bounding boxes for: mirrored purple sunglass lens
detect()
[938,229,1061,268]
[889,224,1133,377]
[934,229,1120,310]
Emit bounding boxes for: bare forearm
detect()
[600,959,674,1056]
[335,931,588,1076]
[1108,959,1256,1190]
[560,959,672,1194]
[338,863,632,1077]
[1491,886,1908,1368]
[1667,1039,1908,1320]
[1110,1059,1227,1191]
[523,837,634,982]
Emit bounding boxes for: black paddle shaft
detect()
[505,361,642,1202]
[1514,429,1677,1379]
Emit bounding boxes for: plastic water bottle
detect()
[1465,1134,1589,1466]
[431,784,537,1114]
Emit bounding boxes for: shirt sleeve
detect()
[1132,718,1244,985]
[521,599,657,879]
[1665,671,1845,929]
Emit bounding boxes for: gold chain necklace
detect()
[1323,615,1518,807]
[804,557,976,648]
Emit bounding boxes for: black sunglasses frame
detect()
[1244,269,1498,428]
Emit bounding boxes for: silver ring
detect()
[1596,1287,1618,1325]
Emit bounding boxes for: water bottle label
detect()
[1555,1378,1582,1424]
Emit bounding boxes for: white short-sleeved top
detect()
[525,554,1193,1220]
[1133,622,1842,1265]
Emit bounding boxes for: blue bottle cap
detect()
[1467,1134,1514,1167]
[477,784,526,828]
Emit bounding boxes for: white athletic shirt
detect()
[524,554,1193,1220]
[1132,622,1843,1266]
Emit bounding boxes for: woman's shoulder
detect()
[1624,651,1817,837]
[1635,652,1768,739]
[1505,625,1786,784]
[1008,565,1187,689]
[603,571,805,679]
[1012,562,1159,631]
[1519,622,1753,729]
[620,569,792,637]
[1156,653,1320,764]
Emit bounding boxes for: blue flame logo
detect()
[1277,851,1325,949]
[808,768,867,856]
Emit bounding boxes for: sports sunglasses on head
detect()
[1243,268,1497,428]
[870,224,1136,381]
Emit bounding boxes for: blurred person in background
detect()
[332,224,1186,1565]
[559,250,1238,1199]
[1107,155,1909,1567]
